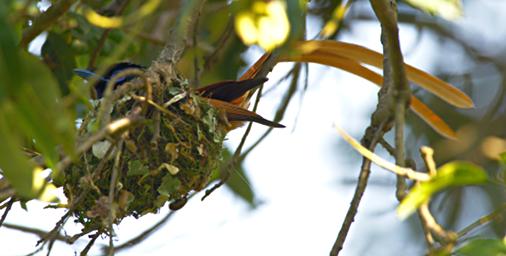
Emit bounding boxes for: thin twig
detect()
[420,146,437,176]
[418,202,457,243]
[0,198,14,227]
[2,223,72,243]
[19,0,77,48]
[370,0,411,201]
[417,207,436,250]
[106,141,124,256]
[88,30,112,70]
[80,232,101,256]
[88,0,131,69]
[335,126,430,182]
[37,210,72,246]
[98,69,146,127]
[201,16,234,74]
[330,121,390,255]
[457,203,506,239]
[201,84,266,200]
[240,64,301,159]
[110,210,176,253]
[158,0,208,64]
[331,1,414,253]
[192,8,201,87]
[56,107,143,172]
[418,146,457,245]
[417,146,438,250]
[202,54,279,200]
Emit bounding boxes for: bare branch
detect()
[109,210,176,253]
[2,223,73,244]
[0,198,14,228]
[330,121,390,255]
[370,0,411,201]
[457,203,506,239]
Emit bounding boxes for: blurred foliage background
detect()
[0,0,504,255]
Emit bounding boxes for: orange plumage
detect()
[196,76,284,130]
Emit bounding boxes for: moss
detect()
[64,78,227,230]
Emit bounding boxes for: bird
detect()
[74,62,144,99]
[74,62,284,129]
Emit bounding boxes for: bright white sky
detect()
[1,2,504,256]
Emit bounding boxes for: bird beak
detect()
[73,69,109,83]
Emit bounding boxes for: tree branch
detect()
[158,0,208,64]
[2,222,84,244]
[457,203,506,239]
[370,0,411,201]
[107,210,176,253]
[0,198,14,228]
[331,1,412,254]
[419,146,457,248]
[330,121,390,255]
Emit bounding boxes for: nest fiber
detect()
[64,77,227,230]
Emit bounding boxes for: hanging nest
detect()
[63,64,229,231]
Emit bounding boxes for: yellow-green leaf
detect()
[405,0,463,20]
[84,9,123,28]
[499,152,506,165]
[84,0,161,28]
[397,161,488,219]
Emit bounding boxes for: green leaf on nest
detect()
[157,174,181,197]
[127,160,149,176]
[397,161,488,219]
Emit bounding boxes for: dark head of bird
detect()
[74,62,145,99]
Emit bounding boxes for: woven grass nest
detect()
[63,65,229,231]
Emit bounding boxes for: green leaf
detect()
[286,0,306,41]
[157,174,181,197]
[127,160,149,176]
[42,32,77,96]
[14,52,76,167]
[499,152,506,165]
[222,148,258,208]
[0,111,35,198]
[0,9,76,199]
[0,5,22,102]
[404,0,463,20]
[456,238,506,256]
[436,161,489,186]
[1,64,76,195]
[398,161,488,219]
